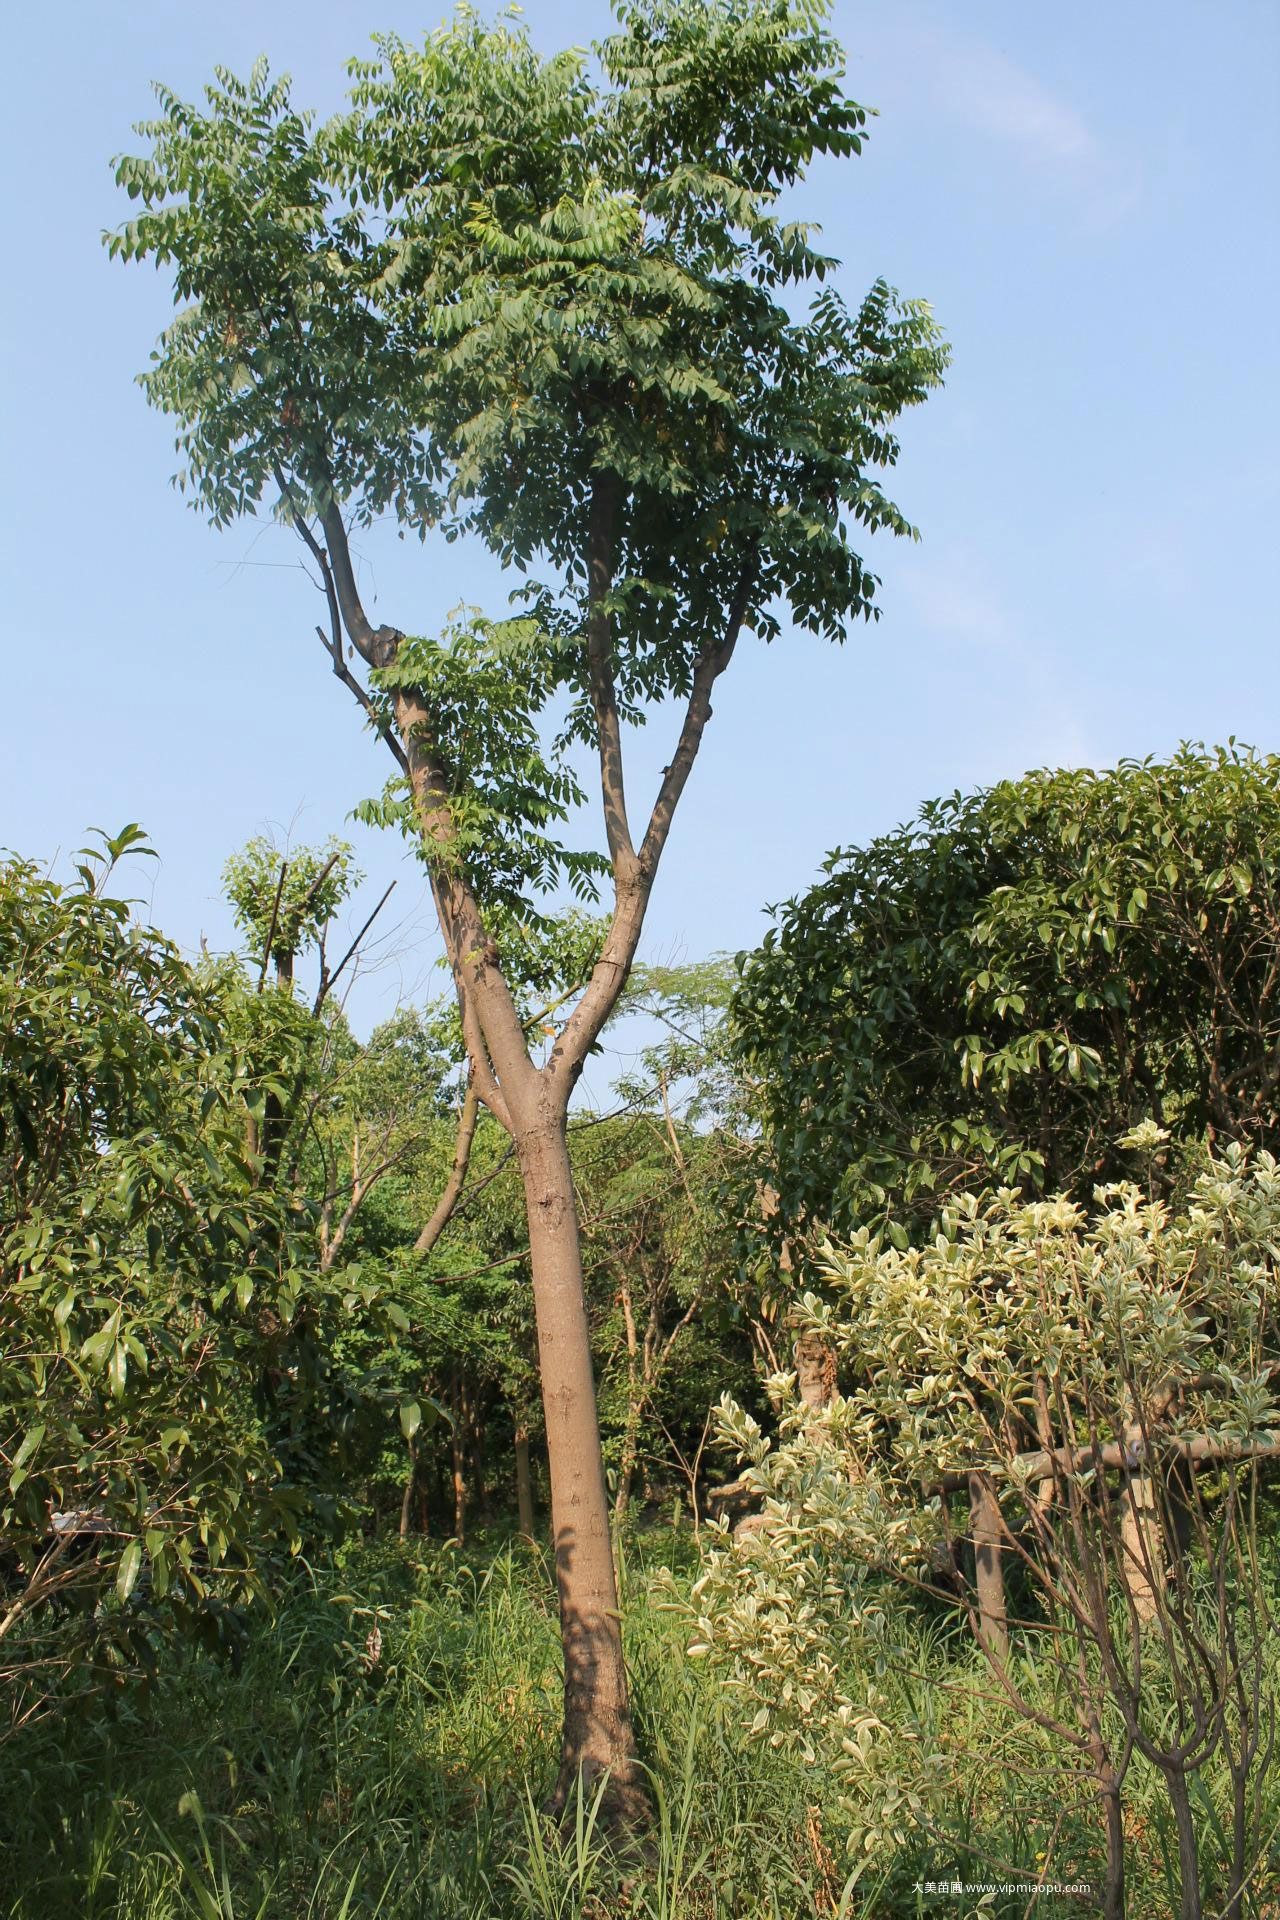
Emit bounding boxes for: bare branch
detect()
[296,849,341,925]
[640,549,759,877]
[256,860,288,992]
[274,462,409,773]
[313,881,396,1017]
[313,626,409,775]
[585,471,636,876]
[415,1075,481,1254]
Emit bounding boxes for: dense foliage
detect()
[222,833,361,984]
[691,1141,1280,1914]
[4,777,1280,1913]
[0,835,348,1718]
[0,833,754,1736]
[734,745,1280,1249]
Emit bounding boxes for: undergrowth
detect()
[1,1529,1276,1918]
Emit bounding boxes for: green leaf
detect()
[117,1539,143,1603]
[107,1341,128,1399]
[12,1423,45,1472]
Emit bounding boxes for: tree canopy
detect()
[734,745,1280,1249]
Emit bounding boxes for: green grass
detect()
[2,1529,1277,1918]
[0,1533,850,1920]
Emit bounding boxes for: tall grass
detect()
[2,1531,1276,1917]
[1,1535,846,1920]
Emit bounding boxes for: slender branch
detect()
[256,861,288,992]
[415,1075,481,1254]
[424,1244,532,1287]
[274,462,409,773]
[441,1141,516,1220]
[546,875,647,1095]
[551,550,760,1084]
[320,1125,425,1273]
[639,549,759,877]
[313,881,396,1017]
[296,849,341,926]
[0,1531,81,1644]
[313,626,409,775]
[933,1429,1280,1495]
[585,471,636,875]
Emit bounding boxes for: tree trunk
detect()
[467,1383,487,1517]
[399,1442,416,1540]
[514,1423,536,1540]
[1166,1767,1203,1920]
[1225,1759,1248,1920]
[794,1329,836,1411]
[968,1472,1009,1664]
[309,473,753,1844]
[450,1378,467,1543]
[1119,1469,1162,1625]
[517,1118,643,1822]
[615,1274,642,1521]
[613,1426,639,1521]
[1079,1683,1127,1920]
[1098,1762,1127,1920]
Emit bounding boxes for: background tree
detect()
[0,833,373,1728]
[590,960,757,1520]
[294,1005,457,1275]
[734,745,1280,1255]
[311,962,757,1550]
[111,0,946,1813]
[223,834,361,988]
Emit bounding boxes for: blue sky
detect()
[2,1,1277,1073]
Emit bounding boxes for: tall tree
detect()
[110,0,945,1814]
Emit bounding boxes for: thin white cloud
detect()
[855,8,1142,230]
[904,558,1014,650]
[856,8,1105,182]
[902,553,1094,771]
[940,39,1098,169]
